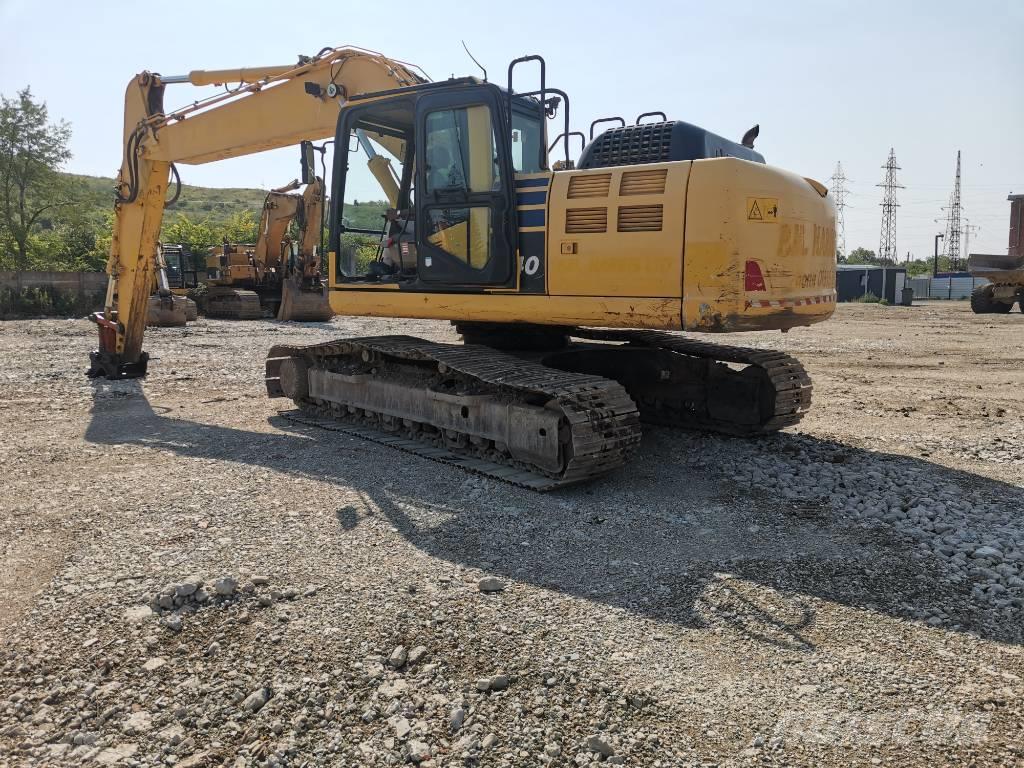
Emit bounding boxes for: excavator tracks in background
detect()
[205,289,264,320]
[264,330,810,490]
[266,337,641,490]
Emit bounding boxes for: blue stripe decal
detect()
[516,191,547,206]
[517,209,546,228]
[515,177,550,189]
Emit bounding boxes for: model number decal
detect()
[777,224,836,259]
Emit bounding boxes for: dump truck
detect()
[968,194,1024,314]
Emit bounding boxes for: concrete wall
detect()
[0,271,106,293]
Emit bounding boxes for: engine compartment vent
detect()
[617,205,663,233]
[619,168,668,196]
[578,120,766,169]
[565,207,608,234]
[567,174,612,199]
[582,123,673,169]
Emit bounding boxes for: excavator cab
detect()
[330,79,533,292]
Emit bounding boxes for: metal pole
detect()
[933,233,944,277]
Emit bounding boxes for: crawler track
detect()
[569,329,812,435]
[266,336,642,490]
[206,289,263,320]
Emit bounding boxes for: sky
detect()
[1,0,1021,259]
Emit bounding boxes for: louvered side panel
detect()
[619,168,668,196]
[617,205,664,232]
[565,208,608,233]
[567,174,612,199]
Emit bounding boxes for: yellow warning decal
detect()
[747,197,779,222]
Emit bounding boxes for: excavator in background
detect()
[89,46,837,489]
[205,173,333,321]
[146,244,198,326]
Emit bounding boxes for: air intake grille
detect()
[567,174,612,198]
[584,123,673,168]
[566,207,608,233]
[617,205,663,232]
[620,168,668,196]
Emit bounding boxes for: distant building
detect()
[835,264,907,303]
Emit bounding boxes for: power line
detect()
[829,162,851,259]
[877,148,904,264]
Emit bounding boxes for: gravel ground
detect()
[0,301,1022,767]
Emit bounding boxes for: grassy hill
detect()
[72,173,274,226]
[0,174,388,273]
[71,173,388,231]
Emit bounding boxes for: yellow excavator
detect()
[89,46,836,489]
[205,173,333,321]
[146,244,198,326]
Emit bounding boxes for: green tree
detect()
[220,209,259,244]
[0,87,78,269]
[905,255,951,277]
[162,214,219,255]
[845,247,881,266]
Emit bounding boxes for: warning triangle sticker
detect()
[748,200,762,220]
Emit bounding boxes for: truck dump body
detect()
[967,252,1024,284]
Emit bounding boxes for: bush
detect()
[853,292,881,303]
[339,233,382,275]
[186,282,208,313]
[0,286,104,319]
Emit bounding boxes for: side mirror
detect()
[300,141,316,184]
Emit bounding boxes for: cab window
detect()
[425,105,500,195]
[511,112,542,173]
[423,105,499,269]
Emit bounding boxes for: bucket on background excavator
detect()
[277,276,333,322]
[274,144,334,323]
[145,294,189,326]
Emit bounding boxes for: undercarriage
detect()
[265,325,812,489]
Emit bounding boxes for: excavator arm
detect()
[257,177,326,278]
[88,46,425,378]
[254,182,303,272]
[297,178,325,265]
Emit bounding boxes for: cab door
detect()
[415,88,516,287]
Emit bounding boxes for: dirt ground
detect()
[0,301,1022,767]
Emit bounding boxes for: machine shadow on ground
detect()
[84,382,1024,648]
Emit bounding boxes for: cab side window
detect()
[423,105,499,269]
